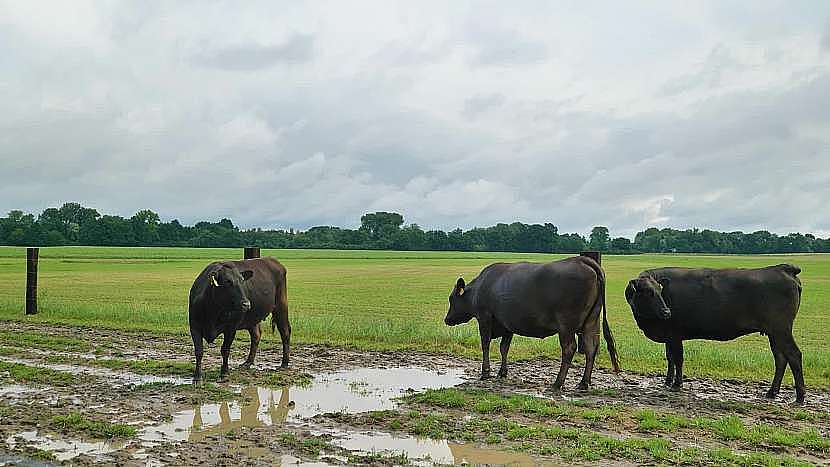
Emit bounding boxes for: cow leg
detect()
[191,329,204,385]
[219,329,236,382]
[478,319,492,379]
[576,331,599,390]
[664,343,675,388]
[240,323,261,369]
[765,335,787,399]
[275,309,291,368]
[551,333,577,392]
[497,333,513,378]
[668,340,683,391]
[777,333,805,404]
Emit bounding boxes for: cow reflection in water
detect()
[189,386,294,441]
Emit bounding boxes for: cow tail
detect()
[583,257,621,373]
[601,278,620,373]
[599,267,621,373]
[272,270,287,333]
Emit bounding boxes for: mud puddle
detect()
[0,356,190,387]
[5,431,127,462]
[141,366,465,443]
[331,430,544,466]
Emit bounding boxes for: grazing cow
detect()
[444,256,620,391]
[188,257,290,384]
[625,264,804,403]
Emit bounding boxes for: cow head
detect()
[209,265,254,322]
[625,275,671,320]
[444,277,474,326]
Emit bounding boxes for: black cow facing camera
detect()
[188,257,291,384]
[625,264,805,404]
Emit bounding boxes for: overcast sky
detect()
[2,1,830,237]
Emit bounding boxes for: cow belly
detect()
[498,313,559,339]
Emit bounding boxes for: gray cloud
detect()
[193,34,315,70]
[1,2,829,238]
[462,94,505,118]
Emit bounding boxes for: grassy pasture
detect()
[0,246,828,387]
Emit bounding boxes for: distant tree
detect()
[610,237,633,252]
[589,226,610,251]
[360,212,404,240]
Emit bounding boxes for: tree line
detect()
[1,203,829,254]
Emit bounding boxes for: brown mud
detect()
[0,321,828,466]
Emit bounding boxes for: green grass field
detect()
[0,247,828,387]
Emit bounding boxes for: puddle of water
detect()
[0,384,36,398]
[332,430,541,466]
[0,356,190,386]
[0,453,56,467]
[140,366,464,443]
[5,431,127,462]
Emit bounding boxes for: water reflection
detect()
[189,386,294,441]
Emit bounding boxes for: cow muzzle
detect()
[241,299,252,312]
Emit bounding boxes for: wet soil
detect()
[1,321,829,466]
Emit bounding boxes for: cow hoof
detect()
[238,362,252,370]
[480,373,491,380]
[280,362,289,369]
[764,390,778,399]
[192,378,202,386]
[669,385,682,392]
[546,386,562,395]
[497,372,507,378]
[218,374,229,383]
[576,382,589,391]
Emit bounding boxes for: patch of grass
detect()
[698,416,830,453]
[0,360,77,385]
[634,409,691,431]
[412,414,451,439]
[277,432,337,457]
[405,388,577,418]
[580,405,623,423]
[406,388,467,408]
[51,412,136,438]
[27,448,58,462]
[638,411,830,454]
[0,330,91,353]
[129,381,175,392]
[347,450,410,466]
[179,383,238,405]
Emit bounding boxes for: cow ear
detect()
[625,280,636,304]
[241,270,254,280]
[455,277,465,294]
[657,277,670,291]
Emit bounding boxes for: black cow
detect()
[189,257,290,384]
[625,264,804,403]
[444,256,620,391]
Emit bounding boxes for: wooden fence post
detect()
[243,247,261,260]
[577,251,602,354]
[26,247,38,315]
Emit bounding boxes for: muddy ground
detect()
[0,321,828,466]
